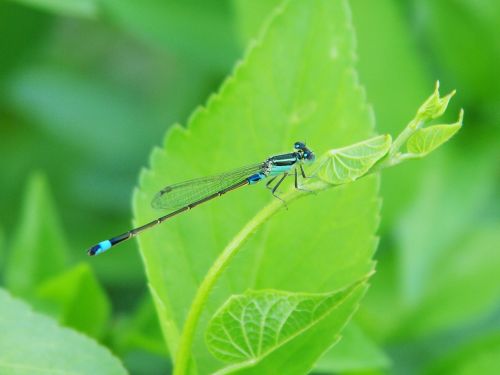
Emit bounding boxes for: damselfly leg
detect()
[266,176,278,190]
[271,172,289,208]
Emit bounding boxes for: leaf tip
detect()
[416,82,456,121]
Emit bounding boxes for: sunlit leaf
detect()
[0,288,126,375]
[414,81,455,122]
[206,281,365,365]
[406,110,463,157]
[210,283,367,374]
[314,135,391,184]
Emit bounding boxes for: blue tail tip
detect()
[87,240,112,256]
[87,245,100,256]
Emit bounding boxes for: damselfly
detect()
[87,141,315,256]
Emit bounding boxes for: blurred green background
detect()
[0,0,498,374]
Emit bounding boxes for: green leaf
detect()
[206,280,366,366]
[134,0,380,372]
[313,135,391,184]
[406,109,463,157]
[314,322,390,372]
[414,81,455,122]
[35,263,111,339]
[424,332,500,375]
[4,173,67,296]
[0,288,126,375]
[225,283,365,375]
[10,0,98,18]
[381,82,462,168]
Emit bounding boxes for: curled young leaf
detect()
[313,135,392,185]
[406,109,463,157]
[415,81,456,122]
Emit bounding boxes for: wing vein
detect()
[151,163,265,210]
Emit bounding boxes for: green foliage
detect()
[0,288,126,375]
[425,332,500,375]
[404,83,463,159]
[4,173,67,297]
[232,0,277,46]
[414,82,455,122]
[0,174,115,368]
[0,227,4,277]
[35,263,111,339]
[9,0,98,18]
[313,135,391,184]
[349,0,432,233]
[206,281,366,372]
[102,0,239,69]
[132,0,464,371]
[8,66,157,162]
[397,144,496,304]
[0,0,497,374]
[416,0,500,105]
[314,322,390,372]
[406,118,462,158]
[402,224,500,338]
[112,294,167,356]
[381,82,462,167]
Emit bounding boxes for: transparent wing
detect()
[151,163,265,210]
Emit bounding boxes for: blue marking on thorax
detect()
[247,173,266,184]
[269,165,293,176]
[96,240,112,255]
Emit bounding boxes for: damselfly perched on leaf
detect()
[87,142,315,256]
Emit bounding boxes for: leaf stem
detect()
[173,181,328,375]
[378,118,423,168]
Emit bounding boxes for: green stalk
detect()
[173,181,328,375]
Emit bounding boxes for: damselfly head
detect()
[294,141,315,162]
